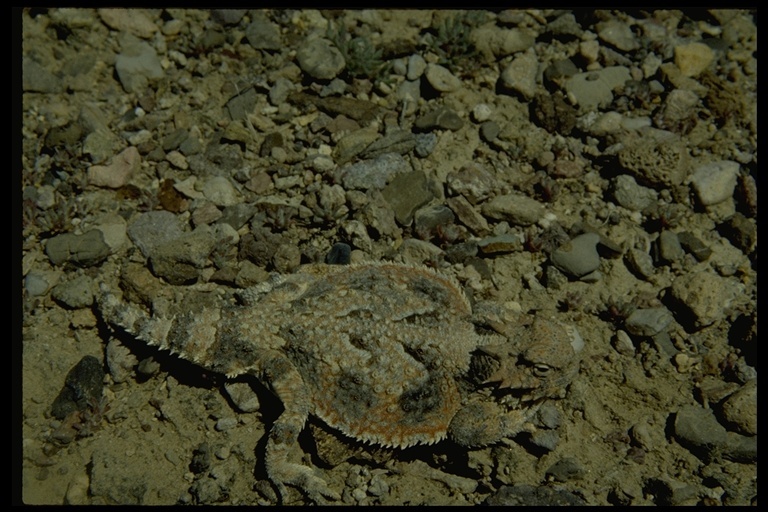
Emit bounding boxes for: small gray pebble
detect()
[529,429,560,452]
[351,487,367,502]
[46,230,111,267]
[719,379,756,435]
[244,15,281,50]
[732,359,757,384]
[162,128,189,151]
[319,77,346,97]
[136,357,161,377]
[625,307,673,337]
[272,243,301,274]
[190,443,212,474]
[543,264,569,290]
[189,477,226,504]
[223,381,261,413]
[651,331,679,356]
[214,445,231,460]
[597,19,639,51]
[391,57,407,76]
[149,229,218,285]
[296,37,345,80]
[326,243,352,265]
[424,63,461,92]
[720,212,756,255]
[550,232,601,278]
[657,230,684,263]
[51,275,94,309]
[482,193,546,226]
[367,473,390,497]
[211,9,246,25]
[545,457,585,482]
[724,431,757,463]
[269,78,294,106]
[480,121,500,142]
[485,484,586,506]
[535,403,562,429]
[217,203,257,231]
[612,174,657,211]
[414,132,437,158]
[406,54,427,80]
[197,29,226,51]
[336,153,411,191]
[579,269,603,283]
[547,13,583,38]
[690,160,739,206]
[612,330,635,356]
[23,57,64,93]
[477,234,523,255]
[414,107,463,132]
[382,170,434,225]
[674,405,728,462]
[115,40,165,94]
[415,204,455,239]
[444,241,478,264]
[677,231,712,261]
[25,271,54,297]
[625,248,655,279]
[127,210,185,258]
[215,417,238,432]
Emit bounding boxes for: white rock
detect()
[173,176,205,199]
[202,176,241,207]
[224,382,260,413]
[472,103,492,122]
[87,146,141,188]
[407,54,427,80]
[98,8,158,39]
[565,66,631,111]
[674,42,715,77]
[500,49,538,99]
[470,26,535,59]
[690,160,739,206]
[92,212,128,252]
[587,111,623,136]
[579,40,600,64]
[165,150,188,170]
[425,64,462,92]
[296,37,345,80]
[597,19,639,51]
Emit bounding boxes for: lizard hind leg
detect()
[97,282,225,365]
[96,283,174,348]
[252,351,340,504]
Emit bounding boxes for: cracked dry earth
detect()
[21,8,756,506]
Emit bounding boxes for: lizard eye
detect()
[533,363,552,377]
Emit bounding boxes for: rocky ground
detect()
[20,8,756,505]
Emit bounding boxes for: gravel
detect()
[21,8,756,507]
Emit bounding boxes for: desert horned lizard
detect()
[97,262,584,503]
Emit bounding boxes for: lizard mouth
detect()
[497,388,547,409]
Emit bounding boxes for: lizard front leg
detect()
[251,351,340,504]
